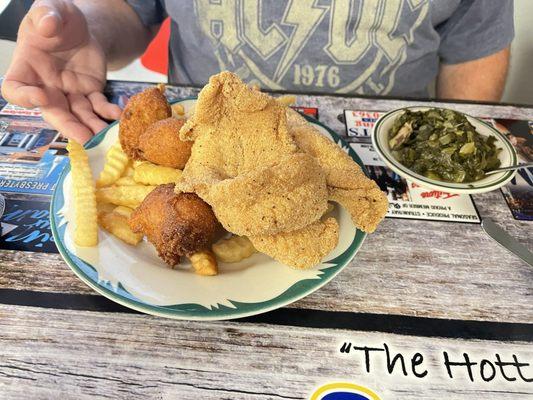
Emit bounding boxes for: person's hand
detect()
[1,0,122,143]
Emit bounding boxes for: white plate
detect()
[50,98,367,321]
[371,106,517,194]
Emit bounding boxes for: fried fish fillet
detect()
[176,72,328,236]
[250,217,339,269]
[129,184,220,266]
[119,85,171,159]
[205,153,328,236]
[287,109,388,233]
[173,71,386,269]
[138,118,192,168]
[179,72,297,176]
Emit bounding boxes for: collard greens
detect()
[388,109,501,183]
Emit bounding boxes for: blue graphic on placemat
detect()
[0,197,57,253]
[0,116,69,195]
[0,149,68,195]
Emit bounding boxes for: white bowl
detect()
[371,106,517,194]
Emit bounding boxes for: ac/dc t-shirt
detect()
[125,0,514,98]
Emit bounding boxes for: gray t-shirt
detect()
[126,0,514,98]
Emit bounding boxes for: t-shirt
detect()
[125,0,514,98]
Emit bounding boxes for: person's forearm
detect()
[73,0,155,69]
[436,47,510,102]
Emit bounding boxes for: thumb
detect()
[27,0,66,38]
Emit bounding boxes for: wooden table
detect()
[1,82,532,399]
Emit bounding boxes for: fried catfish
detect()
[174,72,387,269]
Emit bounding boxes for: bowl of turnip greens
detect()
[372,107,517,194]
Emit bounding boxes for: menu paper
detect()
[0,103,43,118]
[0,193,57,253]
[493,119,532,221]
[0,117,68,195]
[344,110,481,223]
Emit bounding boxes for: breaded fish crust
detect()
[176,72,328,236]
[179,72,297,176]
[205,153,328,236]
[119,86,171,159]
[250,217,339,269]
[172,72,386,268]
[287,109,388,233]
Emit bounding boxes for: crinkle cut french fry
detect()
[97,202,116,216]
[188,250,218,276]
[115,176,137,186]
[67,140,98,247]
[98,211,143,245]
[96,141,129,187]
[96,185,155,207]
[212,235,256,263]
[133,161,182,185]
[122,163,134,177]
[113,205,135,218]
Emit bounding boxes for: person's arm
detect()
[73,0,156,69]
[437,47,510,102]
[435,0,514,103]
[1,0,157,142]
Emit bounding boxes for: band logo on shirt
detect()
[194,0,428,95]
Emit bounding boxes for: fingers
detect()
[68,93,108,134]
[1,79,50,108]
[60,69,105,96]
[3,82,117,144]
[42,110,93,144]
[88,92,122,120]
[40,89,93,144]
[27,0,65,38]
[35,10,62,38]
[19,0,89,53]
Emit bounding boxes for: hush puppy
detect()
[138,118,192,169]
[129,184,220,266]
[119,85,171,159]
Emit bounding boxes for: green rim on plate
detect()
[372,106,517,191]
[50,98,367,320]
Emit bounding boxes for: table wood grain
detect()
[1,305,531,399]
[1,211,532,323]
[1,82,532,399]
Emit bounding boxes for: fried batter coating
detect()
[176,72,327,236]
[250,217,339,269]
[178,71,298,181]
[170,72,386,269]
[287,109,388,233]
[138,118,192,168]
[205,153,328,236]
[129,184,220,266]
[119,86,171,160]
